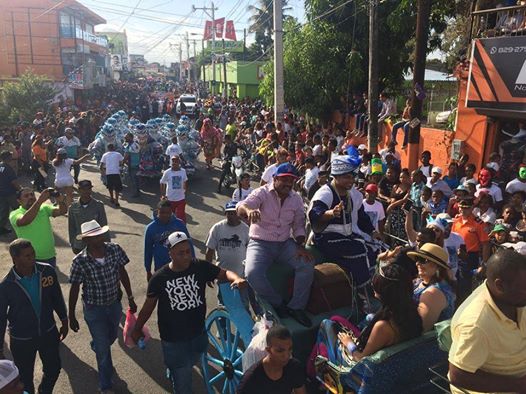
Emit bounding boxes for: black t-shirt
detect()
[147,260,220,342]
[237,358,305,394]
[0,162,17,197]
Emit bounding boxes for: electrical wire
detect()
[117,0,144,31]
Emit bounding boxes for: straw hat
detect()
[407,243,449,270]
[76,220,109,240]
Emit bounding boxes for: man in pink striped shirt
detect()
[237,163,314,327]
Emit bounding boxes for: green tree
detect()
[0,70,56,123]
[260,0,458,120]
[248,0,292,56]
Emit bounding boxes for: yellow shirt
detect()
[449,282,526,394]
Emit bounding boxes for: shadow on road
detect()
[116,334,172,392]
[60,344,100,393]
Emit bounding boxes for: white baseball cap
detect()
[358,144,367,151]
[432,167,443,175]
[167,231,188,248]
[0,360,19,389]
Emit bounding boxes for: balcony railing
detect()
[471,4,526,40]
[59,24,108,47]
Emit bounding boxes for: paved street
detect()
[0,158,232,393]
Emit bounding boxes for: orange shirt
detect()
[32,145,47,164]
[452,215,489,253]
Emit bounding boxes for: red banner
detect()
[214,18,225,38]
[204,20,213,40]
[225,20,236,41]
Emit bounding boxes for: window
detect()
[85,24,94,34]
[60,12,74,37]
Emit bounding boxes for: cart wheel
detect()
[201,308,244,394]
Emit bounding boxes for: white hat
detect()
[486,162,500,172]
[167,231,188,248]
[358,144,367,151]
[76,220,110,240]
[0,360,19,389]
[432,166,443,175]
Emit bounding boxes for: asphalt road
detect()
[0,158,234,393]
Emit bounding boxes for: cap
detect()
[464,178,478,186]
[365,183,378,193]
[78,180,93,188]
[492,223,509,233]
[432,167,443,175]
[225,201,238,212]
[331,155,359,176]
[65,127,74,133]
[167,231,189,248]
[436,213,453,223]
[455,184,469,193]
[486,162,500,172]
[0,360,19,389]
[57,148,67,155]
[274,163,298,178]
[427,219,445,233]
[358,144,367,151]
[519,166,526,179]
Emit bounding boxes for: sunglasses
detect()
[415,257,431,264]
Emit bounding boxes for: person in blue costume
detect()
[308,151,380,292]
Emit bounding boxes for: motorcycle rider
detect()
[218,134,240,193]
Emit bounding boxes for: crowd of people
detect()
[0,81,525,394]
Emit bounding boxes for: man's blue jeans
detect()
[128,167,140,194]
[245,238,314,310]
[391,121,410,146]
[83,301,121,391]
[161,332,208,394]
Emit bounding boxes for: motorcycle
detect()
[219,155,245,191]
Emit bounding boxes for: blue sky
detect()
[79,0,306,64]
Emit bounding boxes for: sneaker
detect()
[286,308,312,327]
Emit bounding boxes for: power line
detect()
[117,0,144,31]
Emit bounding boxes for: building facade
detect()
[0,0,109,98]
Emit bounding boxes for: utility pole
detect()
[193,39,197,80]
[367,0,379,153]
[201,39,206,82]
[408,0,432,169]
[243,28,247,61]
[222,39,228,98]
[185,32,191,81]
[193,2,218,94]
[178,44,183,83]
[273,0,284,123]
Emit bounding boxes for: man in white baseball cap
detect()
[426,166,453,198]
[0,360,23,393]
[131,231,246,394]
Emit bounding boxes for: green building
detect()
[204,60,265,98]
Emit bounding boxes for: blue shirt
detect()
[443,176,460,190]
[144,214,195,272]
[16,269,41,318]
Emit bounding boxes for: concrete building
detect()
[0,0,109,98]
[204,60,265,98]
[98,31,128,80]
